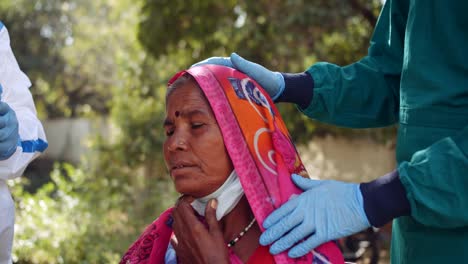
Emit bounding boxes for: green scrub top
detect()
[300,0,468,263]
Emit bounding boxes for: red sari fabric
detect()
[120,65,344,263]
[247,246,275,264]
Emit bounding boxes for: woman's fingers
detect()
[205,199,222,237]
[172,198,204,239]
[172,198,229,263]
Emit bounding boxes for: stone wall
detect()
[41,118,112,164]
[298,135,396,182]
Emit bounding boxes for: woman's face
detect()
[163,79,233,198]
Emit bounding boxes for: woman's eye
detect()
[191,123,204,129]
[165,129,174,136]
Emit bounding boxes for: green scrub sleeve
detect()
[300,0,407,128]
[399,125,468,228]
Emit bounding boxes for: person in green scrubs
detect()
[195,0,468,263]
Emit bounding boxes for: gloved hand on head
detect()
[192,53,285,100]
[259,174,371,258]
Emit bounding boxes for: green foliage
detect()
[11,164,105,263]
[1,0,70,118]
[138,0,390,144]
[139,0,238,60]
[0,0,125,118]
[11,162,176,263]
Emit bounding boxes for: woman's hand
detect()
[171,198,229,264]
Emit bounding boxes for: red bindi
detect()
[175,111,180,117]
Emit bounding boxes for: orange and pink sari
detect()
[120,65,344,264]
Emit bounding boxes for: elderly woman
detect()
[120,65,344,263]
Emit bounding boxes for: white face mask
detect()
[191,170,244,220]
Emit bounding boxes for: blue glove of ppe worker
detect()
[192,53,285,100]
[0,102,19,160]
[260,174,370,258]
[192,56,234,68]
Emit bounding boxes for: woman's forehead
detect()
[166,82,212,115]
[168,80,203,100]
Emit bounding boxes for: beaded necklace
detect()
[227,217,256,248]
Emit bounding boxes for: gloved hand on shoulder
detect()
[0,102,19,160]
[260,174,370,258]
[192,53,285,100]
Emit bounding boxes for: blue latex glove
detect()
[191,56,234,68]
[260,174,370,258]
[192,53,285,100]
[0,102,19,160]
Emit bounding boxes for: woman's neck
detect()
[220,196,261,262]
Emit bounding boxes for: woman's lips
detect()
[171,162,195,170]
[170,164,197,176]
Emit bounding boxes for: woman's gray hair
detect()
[166,73,198,101]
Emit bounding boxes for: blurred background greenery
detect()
[0,0,394,262]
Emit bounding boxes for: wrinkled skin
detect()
[163,78,233,198]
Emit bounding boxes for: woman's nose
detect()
[167,132,188,151]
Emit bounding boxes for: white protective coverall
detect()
[0,22,48,264]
